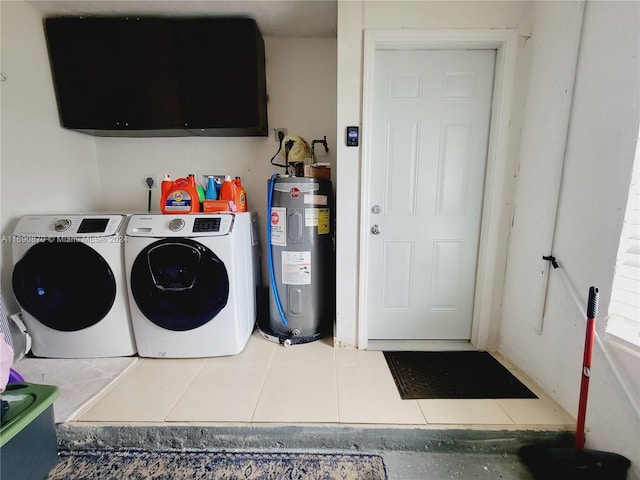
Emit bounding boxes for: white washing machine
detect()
[125,212,259,358]
[11,214,136,358]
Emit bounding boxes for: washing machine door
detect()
[12,240,117,331]
[130,238,229,331]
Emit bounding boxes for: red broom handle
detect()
[575,286,598,450]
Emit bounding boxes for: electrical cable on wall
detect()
[269,130,289,171]
[145,177,154,212]
[269,134,315,176]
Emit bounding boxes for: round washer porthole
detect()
[130,238,229,331]
[12,240,116,332]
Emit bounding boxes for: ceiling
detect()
[26,0,338,38]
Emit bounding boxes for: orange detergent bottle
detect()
[161,174,200,214]
[219,175,236,202]
[234,177,248,212]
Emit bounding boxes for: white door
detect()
[366,49,495,342]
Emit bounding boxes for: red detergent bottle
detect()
[161,174,200,214]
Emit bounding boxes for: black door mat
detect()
[383,351,538,400]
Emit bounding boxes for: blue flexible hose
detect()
[267,173,288,326]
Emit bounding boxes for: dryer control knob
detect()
[168,218,185,232]
[54,219,71,232]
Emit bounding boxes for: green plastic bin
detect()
[1,382,60,480]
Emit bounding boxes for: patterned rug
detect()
[47,450,388,480]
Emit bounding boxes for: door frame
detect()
[358,29,518,350]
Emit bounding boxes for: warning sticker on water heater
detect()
[317,208,330,234]
[270,207,286,246]
[282,251,311,285]
[305,208,330,235]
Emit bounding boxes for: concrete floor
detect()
[56,423,565,479]
[383,451,534,479]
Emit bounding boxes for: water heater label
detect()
[305,208,330,235]
[270,207,286,246]
[317,208,330,235]
[305,208,318,227]
[282,251,311,285]
[304,194,328,205]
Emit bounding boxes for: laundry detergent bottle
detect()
[234,177,248,212]
[220,175,236,201]
[161,174,200,214]
[205,176,218,200]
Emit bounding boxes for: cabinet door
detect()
[46,18,184,135]
[45,18,130,131]
[120,18,183,131]
[176,18,268,136]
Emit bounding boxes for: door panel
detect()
[367,49,495,341]
[385,122,419,215]
[437,121,472,215]
[382,241,414,310]
[12,241,116,331]
[130,238,229,331]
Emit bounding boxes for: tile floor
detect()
[35,330,575,429]
[13,356,136,423]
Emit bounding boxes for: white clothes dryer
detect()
[124,212,259,358]
[11,214,136,358]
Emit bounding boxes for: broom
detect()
[519,286,631,479]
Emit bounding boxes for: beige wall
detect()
[0,1,101,307]
[501,1,640,472]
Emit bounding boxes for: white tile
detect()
[76,358,205,422]
[497,397,575,426]
[50,340,575,430]
[418,399,515,425]
[270,337,335,367]
[14,357,137,423]
[166,363,268,422]
[252,365,338,423]
[204,331,275,367]
[337,367,426,424]
[335,348,388,368]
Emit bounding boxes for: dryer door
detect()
[12,240,117,331]
[130,238,229,331]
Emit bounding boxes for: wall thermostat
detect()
[346,126,359,147]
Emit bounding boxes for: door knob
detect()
[371,224,382,235]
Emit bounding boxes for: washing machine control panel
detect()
[13,215,125,237]
[193,217,222,233]
[126,214,235,237]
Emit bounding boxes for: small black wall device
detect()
[346,126,359,146]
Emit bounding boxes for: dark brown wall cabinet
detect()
[44,17,268,137]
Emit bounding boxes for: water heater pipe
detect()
[267,173,288,326]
